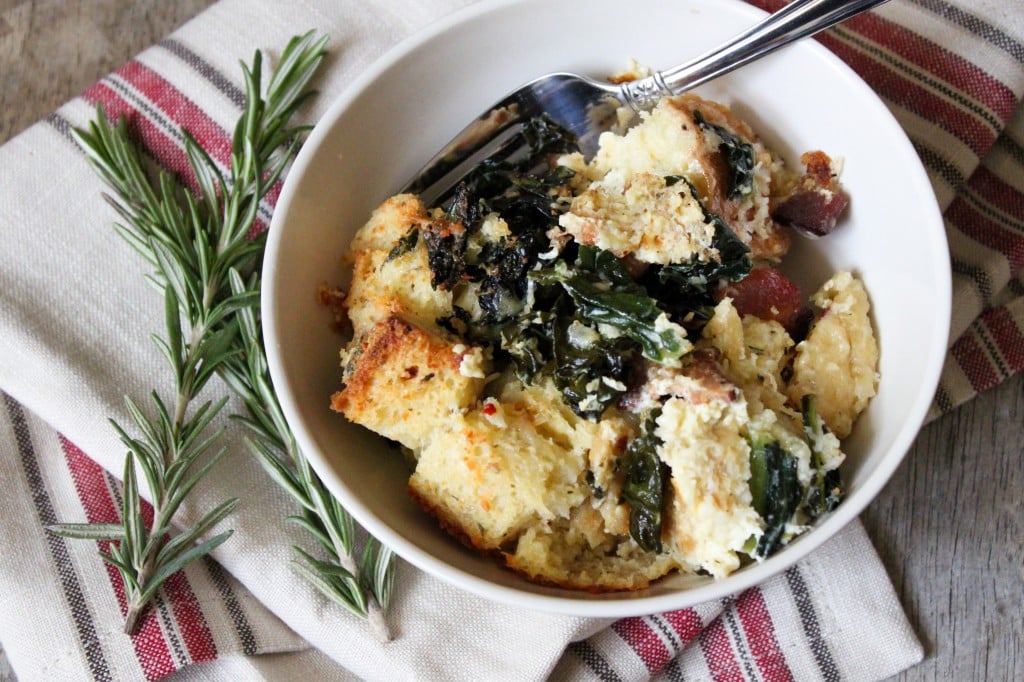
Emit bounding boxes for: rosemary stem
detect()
[50,31,346,641]
[366,599,392,643]
[125,504,165,635]
[126,318,200,634]
[203,281,217,313]
[319,501,392,643]
[172,388,190,444]
[293,441,392,642]
[178,320,207,416]
[123,599,145,636]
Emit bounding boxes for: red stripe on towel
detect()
[59,436,178,680]
[843,12,1018,122]
[82,65,275,236]
[163,571,219,665]
[116,60,234,172]
[663,607,705,648]
[820,38,1000,156]
[952,332,1003,393]
[965,166,1024,236]
[737,588,793,682]
[748,0,1007,157]
[83,82,196,193]
[983,306,1024,372]
[613,616,671,672]
[948,197,1024,272]
[114,59,282,220]
[700,616,745,682]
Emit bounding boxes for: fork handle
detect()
[621,0,891,110]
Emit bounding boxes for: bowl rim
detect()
[263,0,952,617]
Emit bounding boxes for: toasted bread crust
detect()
[331,316,487,451]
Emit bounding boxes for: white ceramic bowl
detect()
[263,0,951,617]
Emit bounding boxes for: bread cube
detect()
[786,271,878,438]
[331,316,488,451]
[344,194,453,335]
[505,506,678,591]
[408,379,595,551]
[656,395,762,578]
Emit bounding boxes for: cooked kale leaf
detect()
[472,234,541,326]
[430,115,578,327]
[656,221,750,295]
[801,394,843,518]
[421,221,467,291]
[748,436,802,559]
[431,114,748,427]
[502,314,551,382]
[550,315,633,419]
[384,226,419,264]
[746,398,845,561]
[456,114,577,236]
[497,297,632,419]
[532,246,689,365]
[620,413,667,552]
[693,109,755,199]
[653,179,751,302]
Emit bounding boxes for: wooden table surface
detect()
[1,2,1021,681]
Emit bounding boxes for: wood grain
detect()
[862,373,1023,681]
[0,0,215,142]
[0,1,1020,681]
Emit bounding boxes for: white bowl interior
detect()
[263,0,951,617]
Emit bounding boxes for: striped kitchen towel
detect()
[0,0,1020,680]
[0,396,308,680]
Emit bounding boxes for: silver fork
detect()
[402,0,890,205]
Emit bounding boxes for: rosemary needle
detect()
[49,31,394,641]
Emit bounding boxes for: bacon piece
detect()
[773,151,849,237]
[675,348,739,404]
[620,348,738,412]
[717,266,809,338]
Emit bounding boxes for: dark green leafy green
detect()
[451,115,577,237]
[550,314,633,420]
[532,246,689,365]
[499,311,551,380]
[384,227,418,264]
[748,435,802,559]
[745,399,846,562]
[434,116,643,420]
[431,115,578,326]
[653,179,752,302]
[427,117,765,426]
[693,109,755,199]
[620,414,668,552]
[496,297,634,420]
[421,222,467,291]
[801,395,843,518]
[472,234,538,325]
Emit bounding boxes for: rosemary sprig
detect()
[220,270,395,641]
[47,31,353,635]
